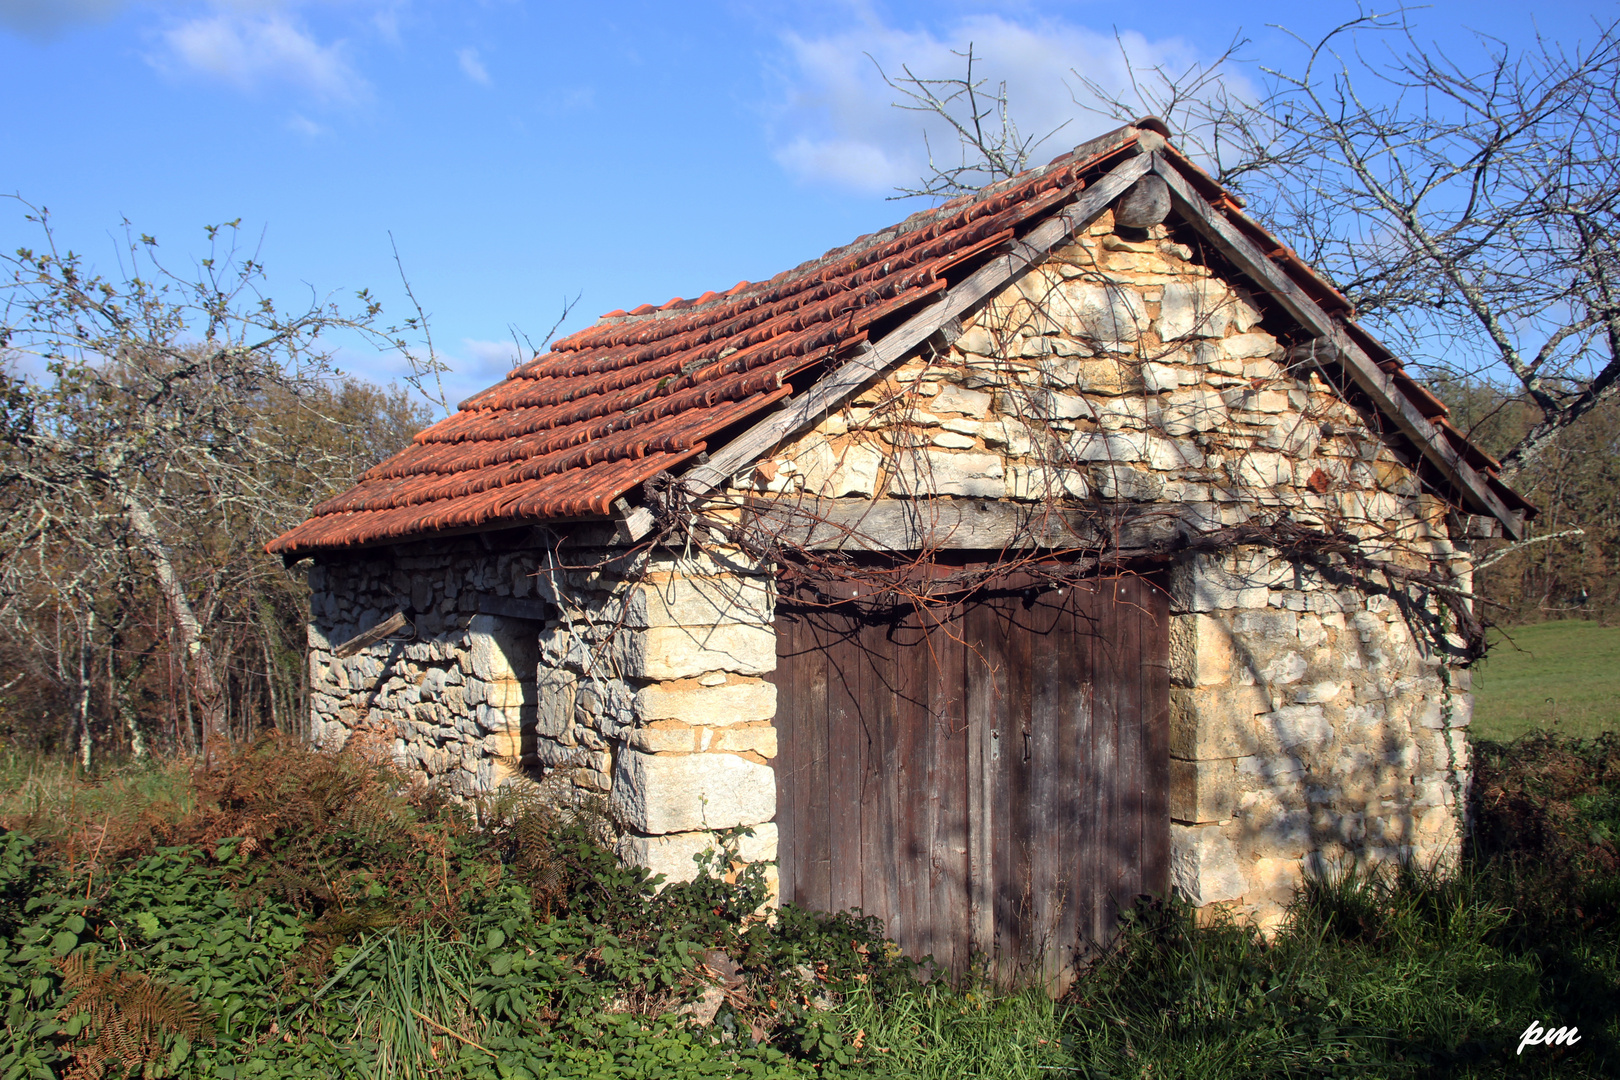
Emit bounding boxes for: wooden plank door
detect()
[770,571,1167,989]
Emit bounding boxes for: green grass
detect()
[1473,621,1620,741]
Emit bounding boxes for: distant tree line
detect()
[1433,377,1620,625]
[0,206,438,765]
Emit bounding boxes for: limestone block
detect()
[1071,359,1134,395]
[1421,692,1472,729]
[1092,466,1165,502]
[1294,680,1342,704]
[617,821,780,887]
[1155,389,1227,435]
[1170,685,1265,758]
[1260,652,1308,686]
[1168,614,1234,688]
[1056,281,1146,344]
[980,418,1036,455]
[477,702,523,734]
[618,830,718,885]
[954,326,999,356]
[1263,416,1320,457]
[609,748,776,834]
[468,614,540,682]
[1214,332,1278,361]
[1232,608,1299,637]
[536,668,576,737]
[1264,704,1332,752]
[889,453,1005,498]
[932,385,993,414]
[1014,389,1092,421]
[483,678,527,710]
[1093,396,1148,431]
[1238,753,1306,787]
[1254,809,1312,856]
[1146,435,1205,471]
[1141,362,1189,393]
[1005,465,1088,501]
[1068,430,1145,462]
[628,722,698,753]
[1417,805,1456,841]
[713,724,778,758]
[1157,281,1259,340]
[737,821,779,864]
[1170,824,1247,904]
[1168,555,1272,613]
[481,728,522,761]
[1250,857,1303,897]
[617,624,776,680]
[1233,451,1293,489]
[623,574,774,630]
[636,678,776,725]
[1171,757,1236,823]
[933,432,977,449]
[792,439,884,498]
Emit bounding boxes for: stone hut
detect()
[269,120,1533,986]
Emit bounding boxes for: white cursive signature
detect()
[1518,1021,1580,1055]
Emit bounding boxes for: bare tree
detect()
[1077,11,1620,483]
[876,44,1072,200]
[0,203,434,765]
[888,14,1620,487]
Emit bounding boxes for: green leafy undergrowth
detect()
[4,734,1618,1079]
[0,740,910,1079]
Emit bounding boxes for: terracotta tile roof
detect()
[269,121,1530,558]
[267,130,1148,557]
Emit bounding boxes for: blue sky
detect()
[3,0,1615,408]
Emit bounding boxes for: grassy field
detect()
[1473,621,1620,741]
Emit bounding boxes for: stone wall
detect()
[727,209,1444,557]
[1165,548,1471,928]
[715,207,1477,923]
[307,534,783,889]
[307,541,548,795]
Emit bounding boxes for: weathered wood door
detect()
[770,571,1169,990]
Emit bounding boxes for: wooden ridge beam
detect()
[615,146,1157,542]
[1149,156,1525,539]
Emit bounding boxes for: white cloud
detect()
[770,14,1239,195]
[457,338,522,383]
[158,6,369,102]
[285,112,327,136]
[456,45,490,85]
[0,0,123,37]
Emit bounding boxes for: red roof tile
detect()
[268,132,1140,556]
[269,123,1529,558]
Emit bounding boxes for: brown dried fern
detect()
[55,949,213,1080]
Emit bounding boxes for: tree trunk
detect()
[118,487,229,767]
[78,607,94,771]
